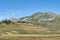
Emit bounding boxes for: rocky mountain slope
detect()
[20,12,60,31]
[20,12,57,22]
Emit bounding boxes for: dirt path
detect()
[0,34,60,40]
[1,34,60,37]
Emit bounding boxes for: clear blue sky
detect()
[0,0,60,19]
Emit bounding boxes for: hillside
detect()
[20,12,57,22]
[0,23,48,35]
[0,12,60,34]
[19,12,60,34]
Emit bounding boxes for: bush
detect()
[2,19,12,24]
[18,21,29,23]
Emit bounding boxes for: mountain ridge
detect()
[20,12,58,22]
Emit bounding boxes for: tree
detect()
[2,19,12,24]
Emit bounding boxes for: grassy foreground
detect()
[0,34,60,40]
[0,23,60,40]
[0,23,59,34]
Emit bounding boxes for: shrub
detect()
[2,19,12,24]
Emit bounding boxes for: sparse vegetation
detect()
[0,12,60,34]
[0,12,60,40]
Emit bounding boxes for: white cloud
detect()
[11,13,16,16]
[5,9,22,15]
[0,16,5,20]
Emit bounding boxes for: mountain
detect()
[20,12,57,22]
[20,12,60,31]
[0,12,60,34]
